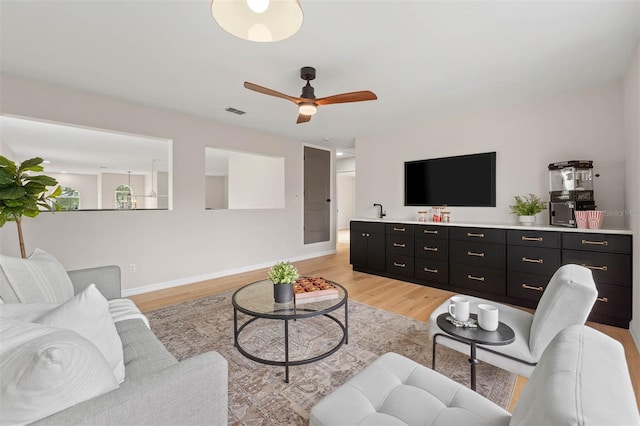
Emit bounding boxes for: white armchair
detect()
[429,264,598,378]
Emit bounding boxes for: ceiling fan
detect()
[244,66,377,124]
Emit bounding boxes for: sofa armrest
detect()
[67,265,121,300]
[33,351,228,426]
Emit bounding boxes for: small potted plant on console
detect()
[268,261,299,303]
[509,193,547,226]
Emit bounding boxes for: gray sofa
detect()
[5,265,228,426]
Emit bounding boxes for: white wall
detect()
[337,173,356,229]
[623,41,640,346]
[205,175,228,210]
[0,74,335,293]
[228,153,285,209]
[356,82,626,229]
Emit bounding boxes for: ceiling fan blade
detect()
[315,90,378,106]
[244,82,301,104]
[296,114,312,124]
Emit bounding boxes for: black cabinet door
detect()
[562,250,631,285]
[350,229,369,267]
[507,246,561,276]
[367,233,386,272]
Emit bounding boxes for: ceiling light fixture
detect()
[298,102,317,116]
[211,0,303,43]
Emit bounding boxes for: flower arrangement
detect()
[509,194,547,216]
[268,261,299,284]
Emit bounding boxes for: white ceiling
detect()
[1,1,639,170]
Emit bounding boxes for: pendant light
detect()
[211,0,303,43]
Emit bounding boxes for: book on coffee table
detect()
[294,277,339,304]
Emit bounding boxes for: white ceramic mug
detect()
[477,304,499,331]
[448,296,470,321]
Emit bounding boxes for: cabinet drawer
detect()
[386,254,414,277]
[591,283,632,319]
[450,264,506,295]
[386,235,414,255]
[507,246,561,276]
[415,237,448,261]
[351,221,384,234]
[507,270,550,304]
[415,225,448,240]
[450,241,505,269]
[450,227,505,244]
[415,259,448,284]
[386,223,414,236]
[507,230,560,248]
[562,250,631,286]
[562,233,631,254]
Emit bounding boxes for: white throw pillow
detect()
[0,248,74,303]
[0,318,119,425]
[35,284,126,383]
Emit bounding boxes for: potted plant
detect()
[0,156,61,258]
[509,193,547,226]
[268,261,299,303]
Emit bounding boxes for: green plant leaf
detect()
[0,156,17,175]
[0,186,26,200]
[25,175,58,187]
[18,157,45,173]
[24,181,46,195]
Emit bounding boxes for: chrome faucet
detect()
[373,203,386,219]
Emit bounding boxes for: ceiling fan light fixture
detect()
[298,102,317,116]
[211,0,303,43]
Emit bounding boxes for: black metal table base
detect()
[234,303,349,383]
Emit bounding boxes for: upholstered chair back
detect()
[528,264,597,359]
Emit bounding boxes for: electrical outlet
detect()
[129,264,136,273]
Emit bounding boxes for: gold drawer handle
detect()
[467,274,485,282]
[424,230,438,234]
[424,268,438,273]
[522,257,543,264]
[393,243,406,248]
[521,236,543,242]
[393,262,406,268]
[582,239,608,246]
[394,227,406,232]
[423,247,438,252]
[467,232,485,238]
[467,251,485,257]
[597,296,609,303]
[581,264,608,272]
[522,283,544,292]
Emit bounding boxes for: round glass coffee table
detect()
[432,313,515,391]
[232,278,348,383]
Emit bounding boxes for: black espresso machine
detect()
[548,160,596,227]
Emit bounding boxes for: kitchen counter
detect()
[351,218,632,235]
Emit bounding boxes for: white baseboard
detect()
[121,249,337,297]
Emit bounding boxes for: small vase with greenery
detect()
[268,261,299,303]
[509,194,547,226]
[0,156,61,258]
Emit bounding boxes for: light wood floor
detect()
[130,234,640,413]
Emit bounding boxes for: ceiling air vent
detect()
[225,107,246,115]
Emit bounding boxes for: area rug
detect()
[147,290,516,425]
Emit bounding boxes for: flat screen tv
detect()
[404,152,496,207]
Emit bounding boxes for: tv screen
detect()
[404,152,496,207]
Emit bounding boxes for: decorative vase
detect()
[518,215,535,226]
[273,282,294,303]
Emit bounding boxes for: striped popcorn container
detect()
[574,211,588,228]
[587,210,604,229]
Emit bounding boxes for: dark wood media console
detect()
[350,220,633,328]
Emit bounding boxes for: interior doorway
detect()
[304,146,331,244]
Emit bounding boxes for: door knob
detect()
[326,198,331,202]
